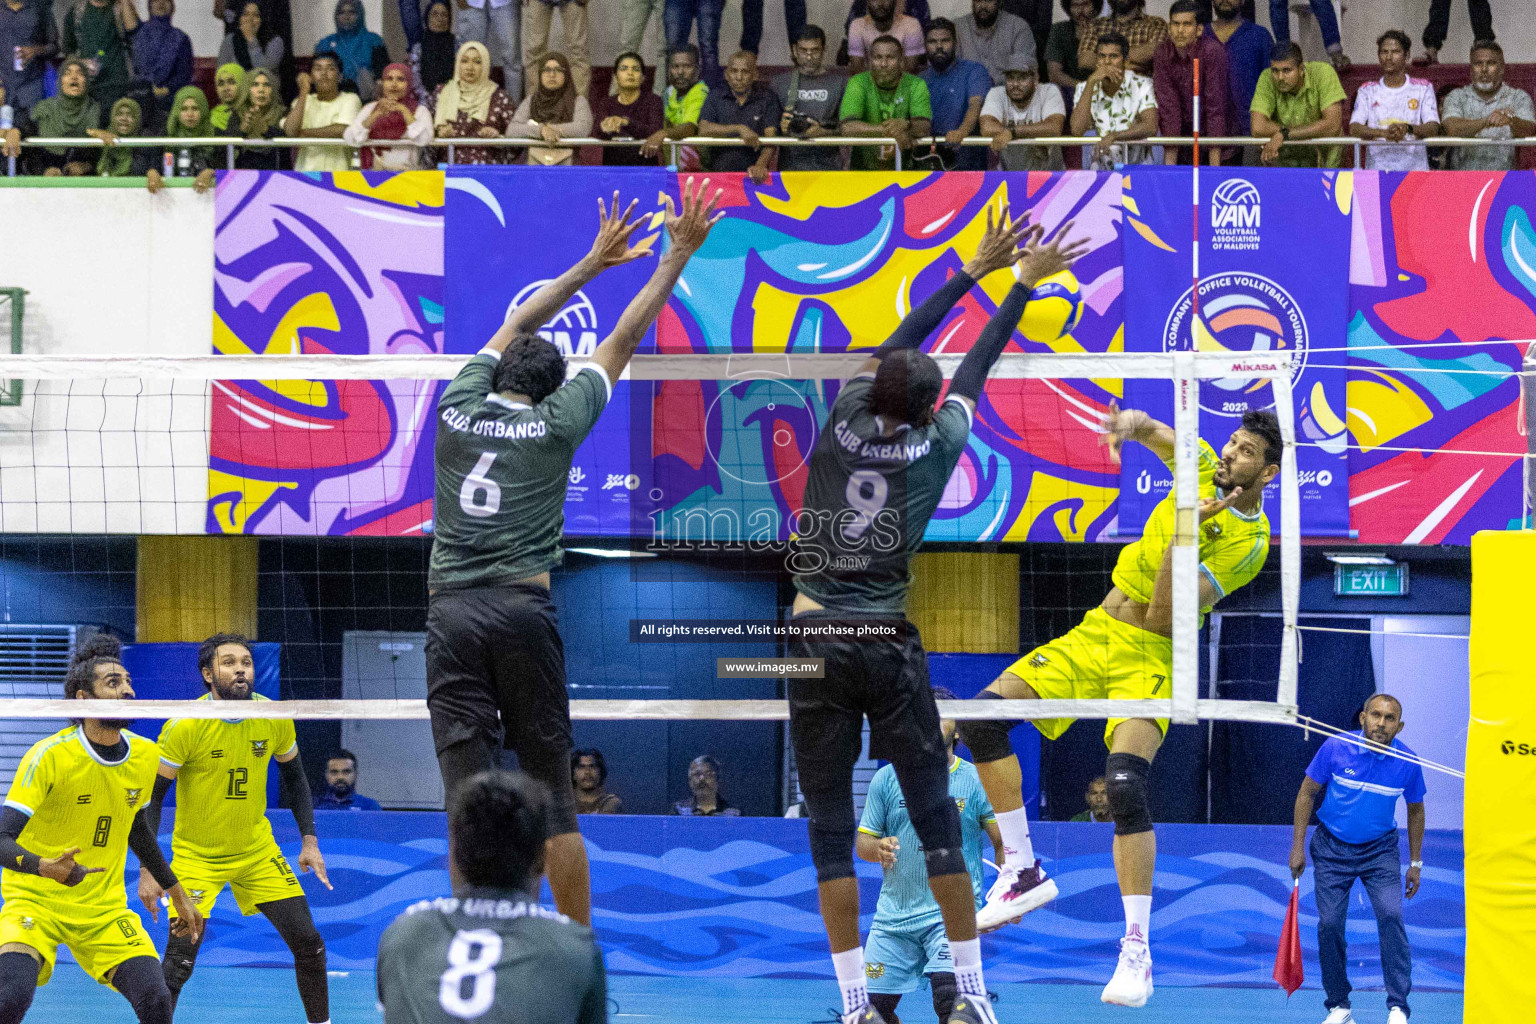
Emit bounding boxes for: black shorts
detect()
[787,612,949,797]
[425,582,571,767]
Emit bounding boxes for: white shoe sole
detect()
[1100,980,1153,1008]
[975,877,1059,931]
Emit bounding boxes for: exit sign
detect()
[1334,563,1410,597]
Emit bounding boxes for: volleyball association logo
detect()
[508,283,600,358]
[1209,178,1261,252]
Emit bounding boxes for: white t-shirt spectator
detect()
[1073,69,1156,169]
[295,91,363,172]
[848,15,925,61]
[982,83,1065,170]
[1351,76,1439,171]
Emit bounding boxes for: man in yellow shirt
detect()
[0,634,203,1024]
[958,406,1280,1008]
[137,633,332,1024]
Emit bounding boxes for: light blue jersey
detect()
[858,758,997,935]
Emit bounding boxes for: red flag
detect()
[1274,879,1304,995]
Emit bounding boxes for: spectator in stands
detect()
[571,749,624,814]
[220,66,288,169]
[433,41,515,165]
[1349,30,1440,172]
[316,0,390,102]
[772,25,846,172]
[1046,0,1102,92]
[981,49,1065,169]
[147,84,217,193]
[345,63,433,169]
[318,749,382,810]
[619,0,665,93]
[286,52,362,173]
[95,96,155,176]
[847,0,930,33]
[210,63,244,131]
[1070,776,1114,823]
[0,0,59,113]
[1153,0,1227,165]
[1420,0,1492,68]
[62,0,138,116]
[213,0,292,89]
[524,0,591,98]
[849,0,923,76]
[456,0,521,105]
[698,50,779,183]
[921,18,990,169]
[954,0,1034,86]
[1250,41,1345,167]
[840,34,931,170]
[640,44,708,167]
[673,755,741,816]
[20,57,105,174]
[1442,40,1535,171]
[1070,31,1156,169]
[1268,0,1346,70]
[413,0,457,98]
[1208,0,1270,165]
[218,1,283,74]
[593,51,664,165]
[507,50,592,166]
[1077,0,1164,77]
[133,0,194,127]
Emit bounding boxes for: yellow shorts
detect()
[169,844,303,918]
[1005,605,1173,746]
[0,900,158,986]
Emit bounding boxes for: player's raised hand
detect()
[167,884,205,943]
[586,190,652,270]
[1199,487,1242,521]
[1016,218,1092,287]
[39,847,101,887]
[138,867,165,921]
[962,204,1035,280]
[661,176,727,258]
[877,836,900,869]
[298,836,332,890]
[1099,400,1152,465]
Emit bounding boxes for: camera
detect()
[787,111,816,135]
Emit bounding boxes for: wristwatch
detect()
[1279,126,1291,141]
[1409,860,1423,869]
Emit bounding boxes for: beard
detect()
[330,780,354,797]
[928,49,954,72]
[99,718,135,732]
[974,8,998,28]
[212,677,254,700]
[1110,0,1140,14]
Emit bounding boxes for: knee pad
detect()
[111,956,173,1024]
[0,952,39,1024]
[910,796,965,880]
[518,747,580,837]
[1105,752,1153,836]
[954,692,1016,765]
[806,819,857,882]
[161,933,200,994]
[869,992,902,1023]
[928,971,957,1021]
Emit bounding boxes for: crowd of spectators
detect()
[0,0,1528,177]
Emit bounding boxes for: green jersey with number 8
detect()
[377,892,607,1024]
[429,350,612,591]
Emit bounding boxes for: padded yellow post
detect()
[906,552,1019,655]
[1466,530,1536,1022]
[136,536,259,642]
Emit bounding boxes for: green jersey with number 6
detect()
[430,351,612,591]
[377,892,607,1024]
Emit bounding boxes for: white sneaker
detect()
[1321,1008,1354,1024]
[975,858,1059,931]
[1387,1008,1409,1024]
[1100,937,1154,1007]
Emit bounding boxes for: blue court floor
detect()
[26,968,1463,1023]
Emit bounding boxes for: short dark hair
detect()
[1095,32,1130,58]
[450,770,550,889]
[1470,37,1502,59]
[1269,40,1303,65]
[1376,29,1411,53]
[1364,693,1402,717]
[871,349,942,427]
[197,631,253,688]
[1087,775,1107,791]
[493,334,567,404]
[1168,0,1199,17]
[613,50,645,73]
[869,34,904,56]
[310,52,342,71]
[795,25,826,46]
[669,43,700,64]
[327,749,358,768]
[1059,0,1104,16]
[926,17,957,40]
[571,748,608,784]
[65,633,123,701]
[1239,409,1282,468]
[690,754,721,774]
[931,685,958,702]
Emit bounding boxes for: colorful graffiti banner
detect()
[1121,168,1352,536]
[210,171,447,535]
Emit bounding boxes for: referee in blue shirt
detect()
[1290,694,1426,1024]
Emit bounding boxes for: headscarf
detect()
[529,51,576,124]
[360,62,418,169]
[165,84,217,162]
[29,58,101,155]
[419,0,456,95]
[211,63,246,131]
[132,0,189,87]
[97,97,142,176]
[231,67,285,139]
[317,0,382,83]
[434,41,495,129]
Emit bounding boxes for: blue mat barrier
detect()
[113,814,1461,991]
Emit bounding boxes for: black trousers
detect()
[1423,0,1494,50]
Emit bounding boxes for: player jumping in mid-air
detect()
[138,632,332,1023]
[857,687,1004,1024]
[960,406,1282,1007]
[427,178,724,925]
[376,769,607,1024]
[789,210,1088,1024]
[0,635,203,1024]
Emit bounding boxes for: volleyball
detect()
[1020,270,1084,343]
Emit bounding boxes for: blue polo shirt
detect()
[1304,731,1426,845]
[1220,19,1273,136]
[922,58,990,170]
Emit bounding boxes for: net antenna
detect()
[1523,341,1535,528]
[0,349,1300,726]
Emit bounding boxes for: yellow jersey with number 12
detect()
[1,727,161,920]
[157,693,297,863]
[1111,439,1271,623]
